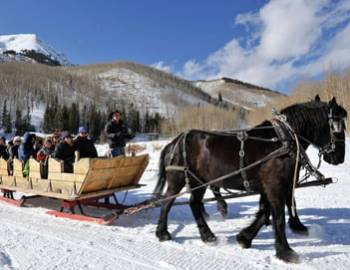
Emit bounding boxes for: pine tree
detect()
[218,92,223,103]
[2,100,12,133]
[14,108,23,135]
[43,104,51,132]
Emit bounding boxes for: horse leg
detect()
[190,187,217,242]
[287,194,308,235]
[210,186,228,217]
[156,175,184,242]
[236,194,270,248]
[268,192,299,263]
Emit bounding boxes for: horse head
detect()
[281,95,347,165]
[322,97,347,165]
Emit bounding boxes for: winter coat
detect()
[18,133,36,162]
[36,146,54,163]
[52,142,76,173]
[9,144,19,160]
[104,120,134,149]
[74,136,98,158]
[0,145,9,160]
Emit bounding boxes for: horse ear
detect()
[329,97,337,106]
[315,95,321,102]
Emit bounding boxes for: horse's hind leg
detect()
[210,186,228,217]
[190,187,217,243]
[287,194,308,235]
[236,194,270,248]
[156,174,185,241]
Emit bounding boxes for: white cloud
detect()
[151,61,172,73]
[177,0,350,91]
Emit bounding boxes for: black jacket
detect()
[74,136,98,158]
[104,120,133,148]
[0,145,9,160]
[9,144,19,160]
[52,142,76,173]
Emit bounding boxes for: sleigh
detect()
[0,154,149,224]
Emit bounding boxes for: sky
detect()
[1,0,350,92]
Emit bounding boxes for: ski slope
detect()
[0,140,349,269]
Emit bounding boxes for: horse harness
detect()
[165,112,335,195]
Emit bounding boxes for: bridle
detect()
[320,108,346,155]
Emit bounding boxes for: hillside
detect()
[0,61,237,132]
[194,77,284,110]
[68,61,237,117]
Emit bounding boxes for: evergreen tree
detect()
[43,104,51,133]
[68,102,80,134]
[14,108,24,135]
[218,92,223,103]
[2,100,12,133]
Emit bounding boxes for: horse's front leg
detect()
[268,188,299,263]
[236,194,270,248]
[190,187,217,242]
[156,174,185,241]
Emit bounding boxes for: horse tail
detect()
[152,133,183,199]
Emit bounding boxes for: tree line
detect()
[1,98,163,140]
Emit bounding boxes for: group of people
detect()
[0,109,134,178]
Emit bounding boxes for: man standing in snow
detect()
[104,110,134,157]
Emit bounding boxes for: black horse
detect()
[153,97,347,263]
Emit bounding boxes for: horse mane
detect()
[280,101,329,135]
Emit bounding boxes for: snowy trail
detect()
[0,141,350,269]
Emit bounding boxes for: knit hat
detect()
[78,126,87,133]
[60,131,72,139]
[13,136,22,143]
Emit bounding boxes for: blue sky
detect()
[1,0,350,92]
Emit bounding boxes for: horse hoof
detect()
[291,226,309,236]
[156,230,172,242]
[289,219,309,235]
[236,232,252,249]
[203,235,217,243]
[277,249,300,264]
[218,207,228,217]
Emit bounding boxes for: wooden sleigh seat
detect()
[0,154,149,201]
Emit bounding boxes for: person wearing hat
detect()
[9,136,21,160]
[52,131,76,173]
[0,136,9,160]
[36,137,55,179]
[18,132,37,177]
[7,136,22,175]
[104,110,134,157]
[18,132,36,162]
[74,126,97,159]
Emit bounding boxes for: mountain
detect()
[68,61,235,118]
[194,77,284,110]
[0,34,70,66]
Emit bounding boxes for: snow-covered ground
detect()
[0,139,349,269]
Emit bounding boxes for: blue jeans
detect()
[111,147,125,157]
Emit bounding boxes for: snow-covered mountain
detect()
[69,61,234,118]
[0,34,70,66]
[194,77,284,110]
